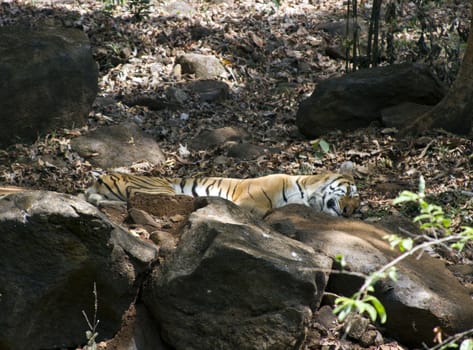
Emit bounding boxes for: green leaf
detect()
[451,241,465,251]
[393,191,419,205]
[460,339,473,350]
[312,138,331,155]
[335,254,346,268]
[442,218,452,228]
[354,300,366,314]
[400,238,413,252]
[319,139,330,153]
[460,227,473,236]
[414,214,432,222]
[364,295,387,323]
[384,234,401,250]
[440,343,459,349]
[387,267,398,281]
[333,297,354,321]
[333,303,352,321]
[338,308,351,321]
[353,299,378,322]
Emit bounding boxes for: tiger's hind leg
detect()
[79,192,125,208]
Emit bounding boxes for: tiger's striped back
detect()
[86,173,175,204]
[86,172,360,217]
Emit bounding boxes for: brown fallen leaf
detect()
[250,32,264,48]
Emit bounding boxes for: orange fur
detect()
[86,172,360,217]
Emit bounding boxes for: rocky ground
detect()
[1,0,473,348]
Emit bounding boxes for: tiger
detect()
[0,185,29,199]
[85,172,360,217]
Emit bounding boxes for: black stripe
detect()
[112,174,128,200]
[296,178,304,199]
[320,175,344,193]
[206,180,217,196]
[102,176,125,200]
[230,182,238,200]
[262,189,273,209]
[216,178,223,197]
[321,192,326,211]
[192,178,198,197]
[282,178,288,203]
[179,178,186,194]
[130,175,174,195]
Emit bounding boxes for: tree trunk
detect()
[403,1,473,135]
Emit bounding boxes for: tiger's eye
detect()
[327,198,336,208]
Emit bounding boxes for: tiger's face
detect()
[307,177,360,217]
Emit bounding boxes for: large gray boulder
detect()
[0,191,158,350]
[0,26,98,148]
[296,63,445,138]
[143,198,331,350]
[265,205,473,348]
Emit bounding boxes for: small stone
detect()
[343,313,370,340]
[166,87,189,105]
[176,53,227,79]
[150,230,177,257]
[227,143,266,160]
[128,208,160,232]
[360,328,384,347]
[188,79,229,103]
[314,305,338,330]
[170,214,185,223]
[173,63,182,79]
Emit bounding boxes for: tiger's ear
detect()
[338,161,356,177]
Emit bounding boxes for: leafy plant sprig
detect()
[311,138,331,159]
[82,283,100,350]
[333,175,473,349]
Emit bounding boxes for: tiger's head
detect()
[305,174,360,217]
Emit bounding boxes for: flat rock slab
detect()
[227,142,267,160]
[0,25,98,148]
[71,122,165,169]
[265,205,473,348]
[296,63,445,138]
[143,198,331,350]
[0,191,158,350]
[188,79,229,102]
[189,126,249,150]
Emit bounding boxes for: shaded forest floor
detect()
[1,0,473,348]
[1,0,471,227]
